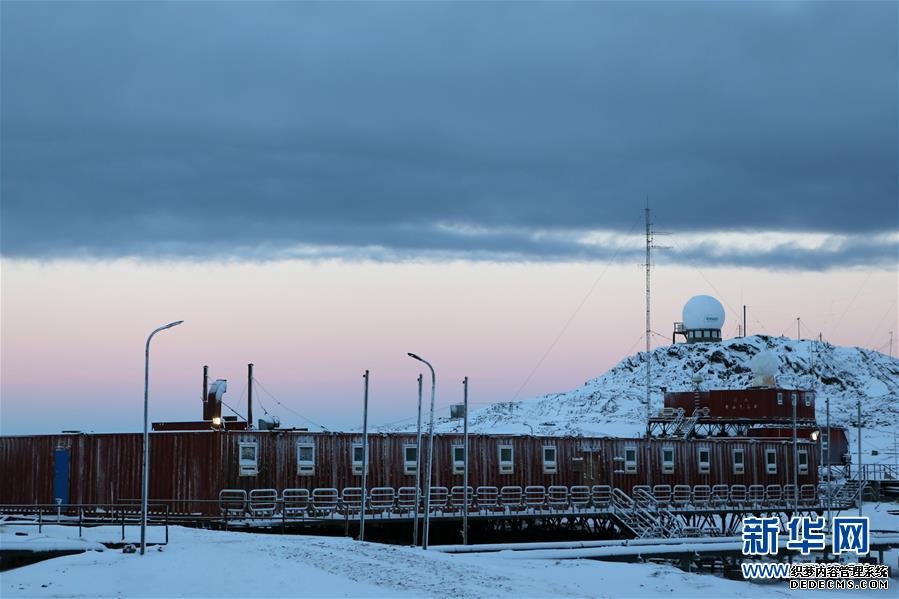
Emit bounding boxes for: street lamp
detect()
[141,320,184,556]
[412,373,423,547]
[407,352,435,549]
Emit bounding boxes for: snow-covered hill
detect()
[395,336,899,454]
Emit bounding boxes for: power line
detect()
[866,299,898,350]
[508,212,644,403]
[668,238,743,328]
[220,400,245,421]
[829,271,873,339]
[252,377,330,431]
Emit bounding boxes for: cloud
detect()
[1,1,896,269]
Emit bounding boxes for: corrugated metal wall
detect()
[0,431,819,505]
[665,388,816,420]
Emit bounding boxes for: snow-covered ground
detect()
[3,501,897,598]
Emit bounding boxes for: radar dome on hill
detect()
[675,295,725,343]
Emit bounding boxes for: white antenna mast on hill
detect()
[643,202,669,437]
[645,204,651,437]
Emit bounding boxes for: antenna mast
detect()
[644,203,652,437]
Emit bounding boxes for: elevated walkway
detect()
[0,481,847,541]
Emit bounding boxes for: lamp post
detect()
[407,352,435,549]
[412,373,423,546]
[141,320,184,556]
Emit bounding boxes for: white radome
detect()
[749,351,779,387]
[682,295,725,330]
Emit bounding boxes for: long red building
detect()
[1,429,818,509]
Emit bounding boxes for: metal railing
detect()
[0,482,832,536]
[0,502,170,545]
[860,464,899,481]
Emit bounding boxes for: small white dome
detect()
[749,351,779,387]
[682,295,725,330]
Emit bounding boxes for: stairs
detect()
[832,480,863,508]
[668,409,685,436]
[672,410,701,438]
[610,488,685,539]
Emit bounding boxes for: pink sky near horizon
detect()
[1,258,896,435]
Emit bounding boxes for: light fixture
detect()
[810,430,819,441]
[212,417,222,426]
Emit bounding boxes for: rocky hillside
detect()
[415,336,899,447]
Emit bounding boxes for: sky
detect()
[1,1,897,434]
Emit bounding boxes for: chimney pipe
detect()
[247,363,254,429]
[202,365,209,420]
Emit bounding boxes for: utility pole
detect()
[825,389,831,527]
[814,338,832,527]
[890,330,894,359]
[462,376,469,546]
[743,305,747,338]
[792,392,798,511]
[247,363,254,428]
[359,370,370,541]
[796,317,801,341]
[857,396,863,517]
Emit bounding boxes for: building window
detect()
[403,445,418,475]
[804,393,812,407]
[543,446,557,474]
[733,448,745,475]
[498,445,513,474]
[698,447,711,474]
[791,392,798,406]
[661,447,675,474]
[453,445,465,474]
[352,443,368,475]
[798,449,808,475]
[766,449,777,474]
[297,442,314,476]
[239,441,258,476]
[777,392,784,406]
[624,447,637,474]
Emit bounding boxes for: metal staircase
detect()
[672,409,702,438]
[832,479,863,509]
[667,408,685,436]
[610,488,686,539]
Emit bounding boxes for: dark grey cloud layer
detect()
[2,2,896,268]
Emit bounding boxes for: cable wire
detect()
[252,377,330,431]
[508,212,644,402]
